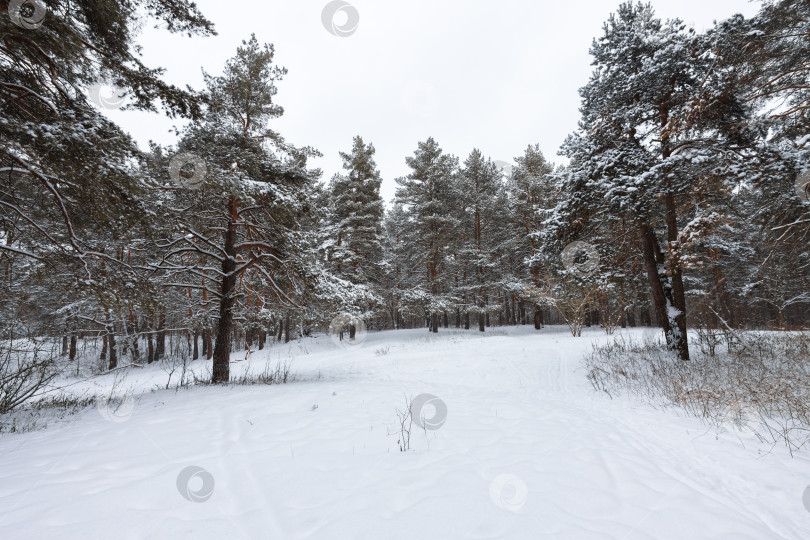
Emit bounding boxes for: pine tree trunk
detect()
[100,333,107,361]
[130,321,140,362]
[107,325,117,371]
[638,222,682,357]
[120,313,129,359]
[534,304,543,330]
[708,249,734,328]
[430,312,438,333]
[641,306,652,327]
[212,197,239,384]
[511,296,517,325]
[147,330,155,364]
[103,311,117,370]
[205,328,213,360]
[663,194,690,361]
[108,333,117,370]
[284,312,291,343]
[478,311,485,332]
[193,329,199,360]
[69,333,77,362]
[155,313,166,361]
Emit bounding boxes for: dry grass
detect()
[586,331,810,454]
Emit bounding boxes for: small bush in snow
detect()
[388,395,415,452]
[0,336,61,416]
[0,395,96,434]
[231,361,295,386]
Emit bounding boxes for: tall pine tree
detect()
[395,138,459,332]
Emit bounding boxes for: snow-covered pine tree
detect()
[549,2,775,360]
[324,136,386,334]
[455,149,504,331]
[723,0,810,149]
[710,0,810,324]
[1,0,214,354]
[1,0,213,266]
[380,203,409,329]
[507,144,556,329]
[154,36,320,383]
[394,138,460,332]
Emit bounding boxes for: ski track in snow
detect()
[0,326,808,539]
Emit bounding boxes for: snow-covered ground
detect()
[1,326,808,539]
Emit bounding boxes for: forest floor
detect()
[0,326,808,539]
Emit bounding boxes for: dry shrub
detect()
[586,331,810,454]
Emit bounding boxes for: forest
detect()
[1,1,810,538]
[3,1,808,382]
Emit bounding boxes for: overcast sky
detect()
[106,0,760,203]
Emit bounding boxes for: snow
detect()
[1,326,809,539]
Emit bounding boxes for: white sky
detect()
[107,0,760,203]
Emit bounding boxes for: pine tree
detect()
[381,204,410,329]
[322,136,386,336]
[395,138,460,332]
[547,2,775,359]
[1,0,214,265]
[1,0,215,353]
[712,0,810,321]
[455,149,503,331]
[154,36,319,383]
[507,144,556,329]
[328,137,385,286]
